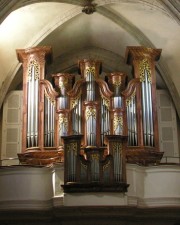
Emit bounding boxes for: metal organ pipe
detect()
[85,70,97,146]
[30,65,35,147]
[34,72,38,147]
[141,69,154,147]
[27,75,31,148]
[47,97,50,146]
[126,93,137,146]
[44,97,48,146]
[145,71,151,146]
[78,98,81,134]
[44,95,55,147]
[91,154,99,182]
[27,63,39,148]
[113,143,122,182]
[127,104,131,145]
[148,75,154,146]
[50,100,54,146]
[133,97,137,145]
[72,96,81,135]
[142,79,147,145]
[145,69,154,146]
[101,98,110,145]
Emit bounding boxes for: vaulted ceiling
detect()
[0,0,179,117]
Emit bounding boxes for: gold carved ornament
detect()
[86,66,95,77]
[139,58,152,83]
[113,80,122,88]
[28,59,40,81]
[113,115,123,132]
[59,114,68,131]
[59,77,68,89]
[126,89,136,107]
[71,91,82,109]
[44,90,56,106]
[67,142,77,156]
[81,161,87,170]
[86,107,96,120]
[91,153,99,160]
[112,142,122,154]
[101,93,110,109]
[103,160,111,171]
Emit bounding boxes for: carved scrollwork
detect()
[59,114,68,131]
[91,153,99,160]
[71,91,81,109]
[85,107,96,120]
[139,58,152,83]
[86,66,95,77]
[113,115,123,131]
[112,142,122,154]
[103,160,111,171]
[41,79,59,105]
[67,142,77,156]
[126,89,136,106]
[28,59,40,80]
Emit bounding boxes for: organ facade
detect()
[16,46,163,192]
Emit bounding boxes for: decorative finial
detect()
[82,0,96,15]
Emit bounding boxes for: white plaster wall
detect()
[64,192,127,206]
[0,166,54,209]
[0,164,180,209]
[127,164,180,207]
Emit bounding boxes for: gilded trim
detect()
[71,91,81,109]
[59,114,68,131]
[112,142,122,154]
[139,59,151,83]
[113,115,123,131]
[28,59,40,80]
[103,160,111,171]
[86,66,95,77]
[86,107,96,120]
[126,89,136,106]
[67,142,77,156]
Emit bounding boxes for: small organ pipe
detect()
[50,102,54,146]
[127,105,130,144]
[79,98,81,133]
[133,97,137,145]
[51,102,54,145]
[44,97,48,146]
[47,98,50,146]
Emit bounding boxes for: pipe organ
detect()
[16,46,163,192]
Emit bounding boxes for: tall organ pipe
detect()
[145,69,154,146]
[144,70,151,146]
[133,97,137,145]
[148,77,154,146]
[34,74,38,147]
[142,79,147,145]
[30,65,35,147]
[27,76,31,147]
